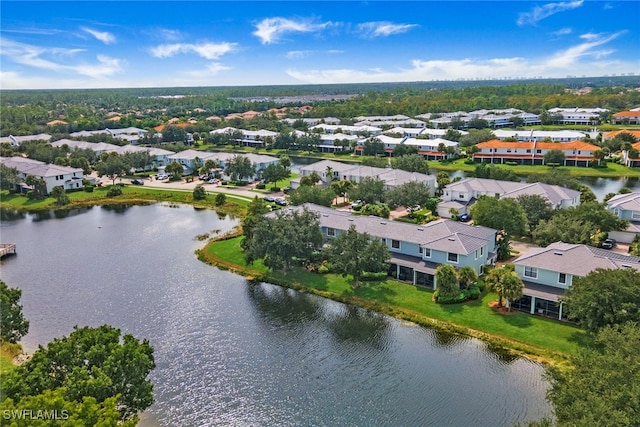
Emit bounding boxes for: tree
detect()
[23,174,47,199]
[242,207,324,271]
[392,144,418,157]
[224,155,255,181]
[327,225,390,288]
[391,154,429,174]
[384,181,432,209]
[122,151,153,172]
[279,155,291,168]
[214,193,226,206]
[533,216,595,247]
[0,164,20,191]
[484,264,521,308]
[435,264,460,298]
[261,163,289,188]
[515,194,554,234]
[545,323,640,426]
[299,172,321,186]
[330,179,354,204]
[362,139,385,156]
[1,324,155,422]
[193,184,206,200]
[350,177,386,205]
[164,161,184,180]
[288,185,335,207]
[561,268,640,334]
[0,281,29,343]
[543,149,565,165]
[94,153,128,185]
[436,171,450,196]
[470,195,528,237]
[50,185,70,206]
[457,266,478,289]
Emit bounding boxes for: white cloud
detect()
[0,37,123,79]
[286,32,630,84]
[551,28,573,37]
[252,17,330,44]
[517,1,584,26]
[357,21,418,38]
[545,32,623,68]
[150,42,236,60]
[185,62,231,78]
[81,27,116,44]
[286,49,344,59]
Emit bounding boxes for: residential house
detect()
[622,141,640,167]
[295,159,436,194]
[493,129,586,142]
[165,150,278,179]
[0,134,52,147]
[473,139,599,166]
[276,203,498,287]
[357,135,458,160]
[69,127,148,144]
[438,178,581,218]
[51,139,173,168]
[512,242,640,319]
[606,192,640,243]
[547,107,607,125]
[309,124,382,136]
[612,110,640,125]
[0,156,84,194]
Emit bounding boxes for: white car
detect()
[156,174,169,180]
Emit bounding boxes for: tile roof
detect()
[606,192,640,211]
[0,156,83,178]
[476,139,599,151]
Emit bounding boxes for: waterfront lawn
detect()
[0,342,20,375]
[202,236,586,360]
[0,187,251,215]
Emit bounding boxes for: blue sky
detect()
[1,1,638,89]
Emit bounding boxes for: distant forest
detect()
[1,76,639,137]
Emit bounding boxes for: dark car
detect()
[131,179,144,185]
[263,196,275,202]
[283,187,293,194]
[459,213,470,222]
[275,198,287,206]
[602,238,616,249]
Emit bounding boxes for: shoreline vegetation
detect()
[1,165,590,367]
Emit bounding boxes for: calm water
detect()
[0,204,552,426]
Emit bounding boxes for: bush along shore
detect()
[197,233,584,367]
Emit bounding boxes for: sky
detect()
[1,1,639,90]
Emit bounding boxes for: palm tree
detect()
[484,264,522,309]
[435,264,459,298]
[457,266,478,289]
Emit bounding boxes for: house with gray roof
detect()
[165,150,279,180]
[295,159,436,194]
[274,203,498,288]
[438,178,580,218]
[606,192,640,243]
[0,156,84,194]
[0,134,52,146]
[512,242,640,319]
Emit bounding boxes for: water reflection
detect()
[431,328,463,349]
[326,304,391,349]
[101,204,133,214]
[0,208,26,221]
[247,281,322,324]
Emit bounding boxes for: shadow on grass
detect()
[567,330,592,349]
[344,280,399,304]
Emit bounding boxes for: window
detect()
[524,266,538,279]
[391,240,400,249]
[447,252,458,263]
[327,228,335,237]
[558,273,567,284]
[536,149,542,154]
[526,149,531,153]
[633,211,640,220]
[423,248,431,258]
[418,247,423,254]
[381,238,386,245]
[480,247,484,256]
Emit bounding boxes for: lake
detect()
[0,204,552,426]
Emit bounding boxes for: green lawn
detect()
[0,186,251,216]
[200,236,586,362]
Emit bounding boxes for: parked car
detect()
[283,186,293,194]
[263,196,275,202]
[208,178,219,184]
[602,238,616,249]
[156,174,169,180]
[131,179,144,185]
[459,213,470,222]
[351,200,363,208]
[275,198,287,206]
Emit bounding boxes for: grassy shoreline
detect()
[197,234,585,366]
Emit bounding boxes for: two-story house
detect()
[280,203,498,288]
[0,156,85,194]
[512,242,640,319]
[606,192,640,243]
[473,140,599,166]
[437,178,581,218]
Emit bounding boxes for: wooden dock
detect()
[0,243,16,258]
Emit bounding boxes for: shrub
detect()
[106,185,123,197]
[270,187,281,192]
[317,264,330,274]
[193,184,207,200]
[84,185,94,193]
[352,204,363,211]
[256,183,266,189]
[435,291,467,304]
[360,271,388,281]
[220,181,229,186]
[466,285,481,300]
[505,161,518,166]
[214,193,227,206]
[464,159,475,164]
